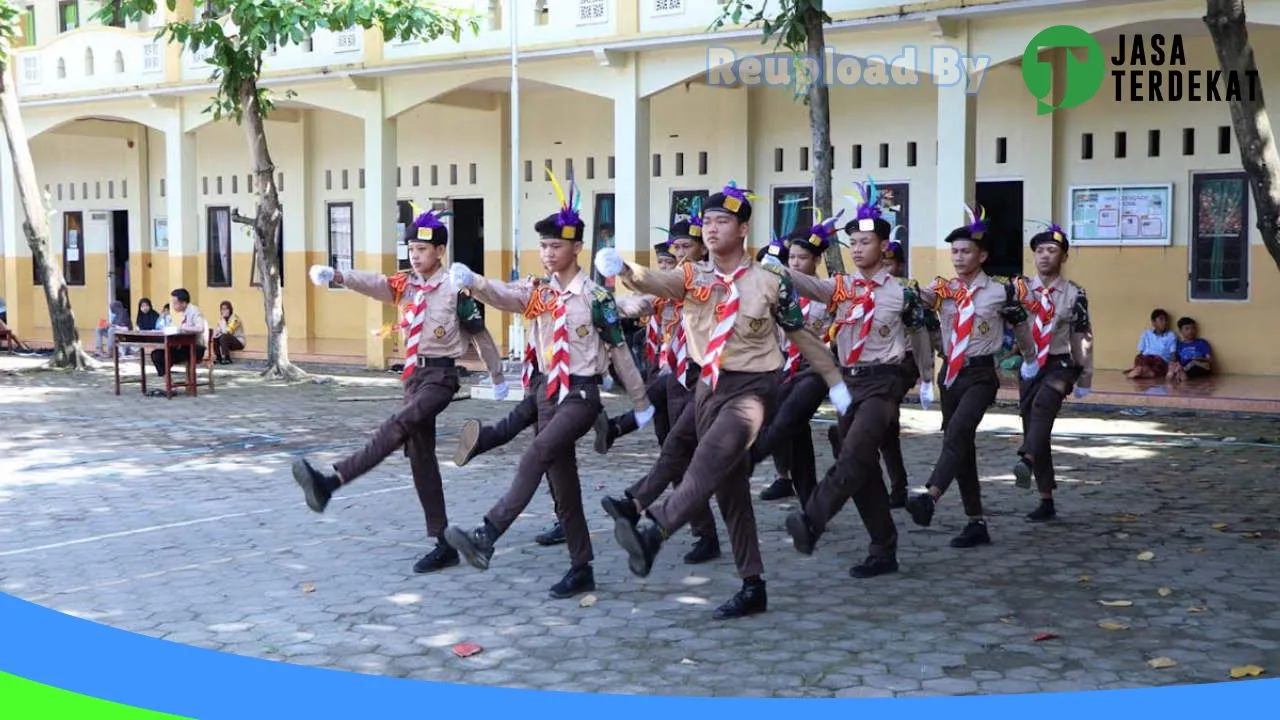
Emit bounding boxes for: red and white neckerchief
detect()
[644,300,664,367]
[521,340,537,389]
[943,280,977,387]
[399,279,442,381]
[669,305,691,388]
[699,265,752,390]
[781,298,812,381]
[545,290,572,402]
[1031,285,1056,368]
[838,276,879,366]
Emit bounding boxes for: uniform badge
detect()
[576,325,591,338]
[434,326,446,339]
[749,318,765,332]
[978,321,990,335]
[879,324,891,338]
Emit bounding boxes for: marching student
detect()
[773,180,932,579]
[903,206,1036,547]
[442,172,655,599]
[292,207,507,574]
[1012,224,1095,522]
[595,181,850,619]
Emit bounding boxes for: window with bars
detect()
[1190,171,1249,301]
[63,212,85,286]
[772,186,813,240]
[327,202,354,289]
[206,206,232,288]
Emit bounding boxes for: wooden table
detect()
[113,330,200,398]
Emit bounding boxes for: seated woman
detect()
[1124,308,1176,380]
[1168,316,1212,383]
[213,301,246,364]
[94,301,132,357]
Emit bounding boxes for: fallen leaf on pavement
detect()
[1111,514,1140,523]
[1137,551,1155,561]
[1000,616,1015,624]
[579,594,598,608]
[680,658,697,665]
[452,642,484,658]
[1099,600,1134,607]
[1098,621,1130,631]
[1187,547,1205,554]
[1186,606,1208,613]
[1240,532,1263,539]
[301,583,316,593]
[1078,575,1091,584]
[1147,657,1178,669]
[1212,523,1229,531]
[1158,587,1173,597]
[1033,632,1059,642]
[1229,665,1264,679]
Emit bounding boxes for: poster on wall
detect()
[1069,184,1172,245]
[66,230,81,262]
[153,218,169,251]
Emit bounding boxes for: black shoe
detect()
[904,491,935,527]
[950,520,991,548]
[713,579,767,620]
[453,419,482,467]
[615,521,663,577]
[549,564,595,599]
[1026,499,1056,523]
[784,511,818,555]
[443,522,498,571]
[889,487,908,509]
[759,477,795,501]
[413,538,460,573]
[601,495,641,526]
[827,425,841,460]
[535,521,566,546]
[1013,457,1033,489]
[849,553,899,579]
[683,536,721,564]
[291,457,337,513]
[592,412,613,455]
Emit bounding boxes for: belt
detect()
[415,356,456,368]
[568,374,601,385]
[842,363,902,378]
[959,354,996,368]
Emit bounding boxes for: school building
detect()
[2,0,1278,377]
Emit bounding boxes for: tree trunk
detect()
[235,77,305,381]
[0,61,93,370]
[1204,0,1280,273]
[801,8,844,274]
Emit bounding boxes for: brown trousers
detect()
[879,354,919,492]
[926,364,1000,517]
[755,368,826,503]
[648,371,778,578]
[334,365,461,538]
[627,397,719,540]
[805,370,901,557]
[486,378,603,568]
[1018,356,1080,493]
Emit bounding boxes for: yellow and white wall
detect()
[3,0,1280,374]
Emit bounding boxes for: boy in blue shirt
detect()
[1169,316,1212,382]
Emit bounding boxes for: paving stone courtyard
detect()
[1,354,1278,698]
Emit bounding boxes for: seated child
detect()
[1168,316,1212,382]
[1124,308,1176,380]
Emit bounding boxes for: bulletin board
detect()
[1068,183,1172,246]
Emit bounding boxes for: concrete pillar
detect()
[362,99,398,369]
[163,114,198,301]
[612,55,651,266]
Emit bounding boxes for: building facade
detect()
[2,0,1278,374]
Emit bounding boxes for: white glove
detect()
[1020,361,1039,380]
[919,382,934,410]
[828,383,852,415]
[601,374,615,391]
[760,254,784,269]
[492,381,509,401]
[594,248,624,279]
[1074,386,1091,399]
[448,263,475,288]
[309,265,335,286]
[635,404,656,428]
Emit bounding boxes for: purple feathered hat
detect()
[1028,219,1069,252]
[541,167,584,242]
[705,180,757,222]
[405,202,450,246]
[791,207,844,255]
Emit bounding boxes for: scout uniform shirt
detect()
[340,266,487,359]
[1024,274,1095,387]
[469,269,651,411]
[790,266,933,381]
[620,260,843,388]
[920,272,1034,361]
[170,304,209,347]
